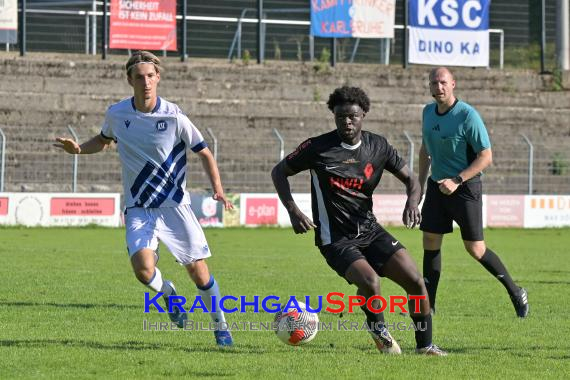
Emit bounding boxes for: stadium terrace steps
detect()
[3,96,568,137]
[0,54,547,90]
[4,72,567,109]
[1,73,568,109]
[0,54,569,193]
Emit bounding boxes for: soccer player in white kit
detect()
[55,51,234,346]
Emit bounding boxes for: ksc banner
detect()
[408,0,490,66]
[110,0,177,51]
[0,0,18,43]
[311,0,396,38]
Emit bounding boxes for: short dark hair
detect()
[327,86,370,113]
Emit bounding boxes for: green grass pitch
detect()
[0,227,569,378]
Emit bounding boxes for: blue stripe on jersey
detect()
[172,173,186,203]
[130,162,155,198]
[191,141,208,153]
[133,141,187,206]
[136,167,170,207]
[146,153,187,208]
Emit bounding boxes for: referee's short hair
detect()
[125,51,162,78]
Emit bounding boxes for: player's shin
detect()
[411,313,433,349]
[478,248,519,296]
[196,275,227,324]
[145,267,186,326]
[423,249,441,312]
[145,267,174,295]
[361,300,385,330]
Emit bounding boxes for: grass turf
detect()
[0,227,569,378]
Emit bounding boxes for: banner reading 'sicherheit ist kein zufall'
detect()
[311,0,396,38]
[408,0,490,67]
[110,0,177,51]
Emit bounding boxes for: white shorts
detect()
[124,204,211,265]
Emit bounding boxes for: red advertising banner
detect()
[245,198,278,225]
[50,198,116,216]
[486,195,524,227]
[110,0,177,51]
[372,194,407,225]
[0,197,8,215]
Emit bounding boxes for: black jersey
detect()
[286,130,406,246]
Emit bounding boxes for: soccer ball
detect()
[274,301,319,346]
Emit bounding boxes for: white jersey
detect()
[101,97,206,208]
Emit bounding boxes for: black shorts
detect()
[420,177,484,241]
[318,226,405,281]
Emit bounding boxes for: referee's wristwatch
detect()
[453,175,464,185]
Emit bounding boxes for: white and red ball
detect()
[274,301,319,346]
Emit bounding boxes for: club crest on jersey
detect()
[124,120,131,129]
[156,120,168,132]
[364,163,374,179]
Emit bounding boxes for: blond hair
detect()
[125,51,162,77]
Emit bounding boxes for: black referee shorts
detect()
[318,226,405,282]
[420,177,484,241]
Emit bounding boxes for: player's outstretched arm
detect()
[196,147,233,210]
[271,160,316,234]
[418,143,431,198]
[54,134,111,155]
[393,165,422,228]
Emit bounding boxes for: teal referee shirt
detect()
[422,100,491,181]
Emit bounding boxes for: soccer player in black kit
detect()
[271,86,447,355]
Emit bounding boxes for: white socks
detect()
[145,267,174,296]
[197,275,227,324]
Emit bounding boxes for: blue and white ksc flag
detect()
[311,0,396,38]
[408,0,490,66]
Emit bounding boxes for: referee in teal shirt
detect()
[418,67,529,318]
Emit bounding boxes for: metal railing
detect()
[67,125,79,193]
[206,128,218,161]
[403,130,414,174]
[227,8,309,61]
[520,133,534,195]
[0,125,568,194]
[272,128,285,161]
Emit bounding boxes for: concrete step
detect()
[0,55,554,93]
[2,72,569,110]
[4,94,569,134]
